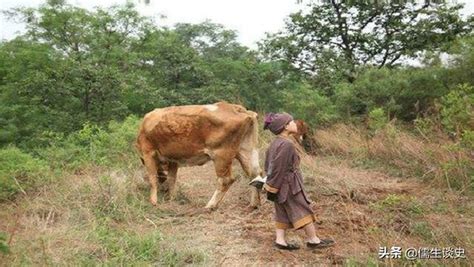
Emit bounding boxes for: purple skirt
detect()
[273,190,316,230]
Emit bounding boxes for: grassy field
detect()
[0,119,473,266]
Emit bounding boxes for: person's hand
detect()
[266,191,277,202]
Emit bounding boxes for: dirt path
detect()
[152,155,428,265]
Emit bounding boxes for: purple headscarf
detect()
[263,112,293,135]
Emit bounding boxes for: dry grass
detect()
[0,124,473,265]
[313,123,473,193]
[0,165,207,266]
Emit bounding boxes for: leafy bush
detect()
[282,83,339,126]
[333,67,448,121]
[440,84,473,137]
[37,115,141,170]
[0,147,49,200]
[368,108,387,133]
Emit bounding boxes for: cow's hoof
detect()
[204,205,217,212]
[204,207,215,213]
[150,197,158,206]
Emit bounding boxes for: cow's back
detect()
[137,102,257,163]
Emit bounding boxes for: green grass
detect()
[0,146,51,201]
[410,221,434,242]
[370,194,425,217]
[0,231,9,255]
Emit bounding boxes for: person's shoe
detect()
[274,242,300,250]
[306,239,335,249]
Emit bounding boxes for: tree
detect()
[174,21,248,61]
[261,1,472,84]
[444,34,474,86]
[0,1,157,147]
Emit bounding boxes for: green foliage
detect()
[0,39,69,146]
[440,84,473,136]
[1,2,299,148]
[174,21,248,61]
[36,115,141,170]
[333,67,450,120]
[0,3,152,147]
[281,83,339,126]
[444,35,474,86]
[368,108,387,133]
[460,130,474,150]
[0,147,49,200]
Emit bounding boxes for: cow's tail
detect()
[249,111,259,148]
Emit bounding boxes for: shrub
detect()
[0,146,49,200]
[440,84,473,137]
[332,67,448,121]
[36,115,141,170]
[368,108,387,133]
[282,83,339,126]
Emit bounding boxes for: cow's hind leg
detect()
[157,162,169,194]
[166,162,178,200]
[205,156,234,210]
[237,150,263,209]
[143,152,160,206]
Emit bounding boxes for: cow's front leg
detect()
[206,157,234,210]
[205,176,235,210]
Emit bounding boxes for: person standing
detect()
[261,112,335,250]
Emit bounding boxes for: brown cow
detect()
[135,101,264,210]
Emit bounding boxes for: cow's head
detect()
[293,119,314,153]
[294,119,309,143]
